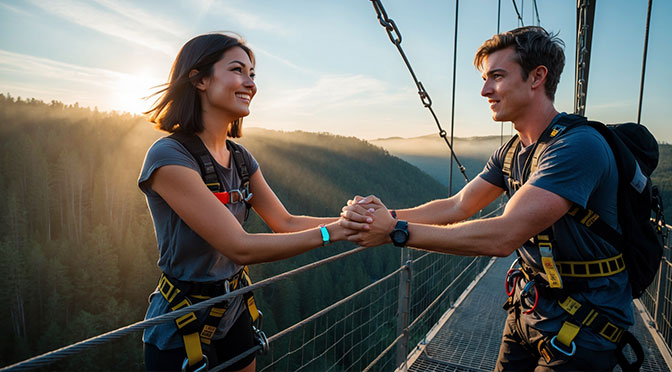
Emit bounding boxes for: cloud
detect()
[0,49,160,112]
[0,49,122,88]
[254,74,413,116]
[207,3,289,36]
[27,0,185,55]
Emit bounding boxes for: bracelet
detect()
[319,224,330,246]
[390,210,397,219]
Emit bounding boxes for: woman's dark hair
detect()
[474,26,565,101]
[146,32,255,137]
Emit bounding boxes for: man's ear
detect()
[530,65,548,89]
[189,69,207,91]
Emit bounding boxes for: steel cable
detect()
[369,0,469,187]
[0,246,370,372]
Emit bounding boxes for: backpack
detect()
[505,114,664,298]
[168,131,253,221]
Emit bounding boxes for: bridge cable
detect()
[369,0,470,190]
[216,264,407,371]
[533,0,541,26]
[637,0,653,125]
[363,256,483,372]
[0,246,370,372]
[449,0,460,196]
[512,0,524,27]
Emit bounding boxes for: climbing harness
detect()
[169,132,253,220]
[163,132,264,370]
[499,115,661,369]
[158,266,266,371]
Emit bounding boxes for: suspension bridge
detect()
[2,1,671,371]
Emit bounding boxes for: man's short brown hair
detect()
[474,26,565,101]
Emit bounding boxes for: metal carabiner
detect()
[520,280,539,314]
[181,355,208,372]
[505,269,522,297]
[550,335,576,357]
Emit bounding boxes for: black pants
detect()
[495,306,619,372]
[144,311,256,372]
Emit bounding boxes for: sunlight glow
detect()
[111,72,162,115]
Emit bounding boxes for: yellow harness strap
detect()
[157,266,261,368]
[557,295,625,349]
[536,234,563,288]
[556,254,625,278]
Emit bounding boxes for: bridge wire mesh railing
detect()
[640,223,672,357]
[1,229,495,372]
[10,203,671,372]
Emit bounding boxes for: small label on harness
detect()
[631,162,647,194]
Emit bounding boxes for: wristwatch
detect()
[390,220,409,247]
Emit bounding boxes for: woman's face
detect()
[200,46,256,120]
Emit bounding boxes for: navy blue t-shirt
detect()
[478,113,634,350]
[138,136,259,349]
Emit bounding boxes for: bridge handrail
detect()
[0,246,370,372]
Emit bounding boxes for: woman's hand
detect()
[339,195,396,247]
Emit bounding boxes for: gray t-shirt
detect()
[478,113,634,350]
[138,136,259,349]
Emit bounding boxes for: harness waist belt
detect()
[555,254,625,278]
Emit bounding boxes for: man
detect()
[340,26,632,371]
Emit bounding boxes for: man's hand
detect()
[340,195,396,247]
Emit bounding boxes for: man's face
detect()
[480,47,534,123]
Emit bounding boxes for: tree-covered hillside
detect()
[0,95,457,370]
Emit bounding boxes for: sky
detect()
[1,0,670,142]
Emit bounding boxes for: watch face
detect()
[392,230,408,245]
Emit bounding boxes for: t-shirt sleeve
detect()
[527,127,612,208]
[138,137,199,196]
[478,143,508,189]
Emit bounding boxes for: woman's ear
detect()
[189,69,207,91]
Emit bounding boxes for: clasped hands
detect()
[339,195,397,247]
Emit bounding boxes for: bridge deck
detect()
[407,256,671,372]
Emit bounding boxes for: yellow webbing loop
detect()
[556,320,581,348]
[599,322,624,343]
[241,266,260,322]
[537,235,563,288]
[183,332,204,367]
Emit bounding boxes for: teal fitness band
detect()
[319,224,330,246]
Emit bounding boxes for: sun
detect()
[112,72,163,115]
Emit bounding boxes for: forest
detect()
[0,95,474,371]
[1,94,668,371]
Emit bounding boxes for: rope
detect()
[369,0,469,186]
[637,0,653,125]
[0,246,370,372]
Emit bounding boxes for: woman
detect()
[139,33,350,372]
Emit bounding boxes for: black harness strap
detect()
[168,132,253,220]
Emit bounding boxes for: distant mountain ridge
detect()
[371,134,507,188]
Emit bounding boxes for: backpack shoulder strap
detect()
[527,114,587,178]
[226,140,253,220]
[168,132,222,192]
[226,140,251,186]
[502,134,520,178]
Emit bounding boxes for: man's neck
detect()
[514,104,559,146]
